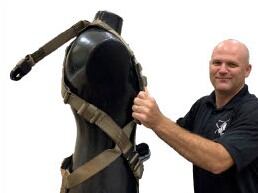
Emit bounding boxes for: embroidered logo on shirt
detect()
[215,119,230,136]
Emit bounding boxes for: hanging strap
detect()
[10,20,90,81]
[10,19,147,92]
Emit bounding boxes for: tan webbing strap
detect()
[92,19,134,57]
[60,150,122,193]
[134,60,147,91]
[61,81,132,155]
[91,19,147,91]
[65,148,121,189]
[59,20,146,191]
[30,20,90,64]
[11,20,91,81]
[60,122,136,191]
[94,115,133,154]
[60,169,70,193]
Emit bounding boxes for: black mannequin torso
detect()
[63,11,139,193]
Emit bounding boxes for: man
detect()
[132,39,258,193]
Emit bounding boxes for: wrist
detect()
[152,115,170,133]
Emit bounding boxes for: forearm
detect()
[153,116,234,174]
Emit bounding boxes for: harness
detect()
[10,20,148,193]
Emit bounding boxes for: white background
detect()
[1,0,258,193]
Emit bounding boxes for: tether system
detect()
[10,19,150,193]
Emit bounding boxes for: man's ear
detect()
[245,64,252,77]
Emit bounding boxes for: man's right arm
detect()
[132,90,234,174]
[154,116,234,174]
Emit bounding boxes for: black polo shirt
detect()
[177,85,258,193]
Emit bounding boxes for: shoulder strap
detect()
[10,19,147,91]
[10,20,90,81]
[91,19,134,55]
[90,19,147,90]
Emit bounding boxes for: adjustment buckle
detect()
[63,90,71,104]
[60,169,70,193]
[77,103,102,124]
[88,105,102,123]
[124,148,144,179]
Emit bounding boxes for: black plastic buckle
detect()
[136,143,151,162]
[10,55,35,81]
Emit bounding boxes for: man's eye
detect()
[227,62,238,68]
[212,60,221,66]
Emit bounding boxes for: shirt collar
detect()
[206,84,249,110]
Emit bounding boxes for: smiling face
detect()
[209,39,252,96]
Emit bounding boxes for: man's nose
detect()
[218,63,228,74]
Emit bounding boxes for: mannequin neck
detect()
[94,11,123,34]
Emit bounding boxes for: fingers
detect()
[132,87,157,127]
[144,87,149,95]
[132,94,149,124]
[134,87,155,108]
[132,103,149,114]
[137,91,148,99]
[132,111,146,123]
[133,97,145,106]
[137,87,150,99]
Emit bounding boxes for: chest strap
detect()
[60,81,144,192]
[62,82,132,154]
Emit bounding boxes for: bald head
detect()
[209,39,252,100]
[212,39,250,65]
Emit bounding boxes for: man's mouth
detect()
[216,77,231,80]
